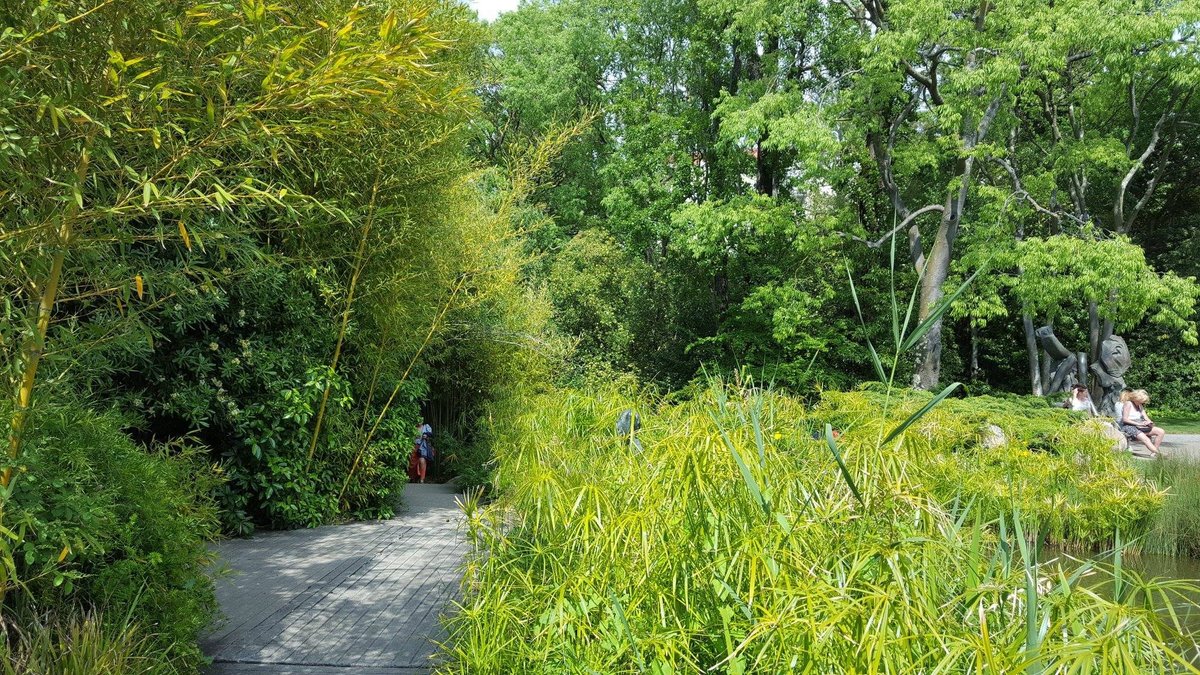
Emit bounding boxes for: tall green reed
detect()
[439,236,1194,673]
[440,382,1196,673]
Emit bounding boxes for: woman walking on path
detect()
[1120,389,1166,457]
[414,422,435,483]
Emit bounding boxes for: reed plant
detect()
[1,610,167,675]
[1139,459,1200,558]
[440,241,1194,672]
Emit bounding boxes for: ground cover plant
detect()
[441,382,1195,672]
[1159,416,1200,436]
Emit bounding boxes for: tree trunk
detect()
[911,92,1002,390]
[913,164,966,389]
[1088,300,1100,363]
[1040,348,1052,395]
[969,322,981,382]
[1023,312,1042,396]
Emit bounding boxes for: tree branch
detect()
[868,94,918,222]
[904,62,944,106]
[992,157,1088,226]
[1121,87,1195,232]
[1115,88,1186,232]
[844,203,945,248]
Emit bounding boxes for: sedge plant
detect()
[438,237,1196,672]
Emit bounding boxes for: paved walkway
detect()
[202,483,466,674]
[1159,434,1200,462]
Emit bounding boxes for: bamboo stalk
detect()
[305,161,383,468]
[5,251,65,489]
[5,145,91,487]
[337,276,465,505]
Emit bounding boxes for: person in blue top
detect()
[414,421,434,483]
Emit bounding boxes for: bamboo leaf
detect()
[134,274,144,300]
[825,424,862,505]
[712,412,769,518]
[178,220,192,251]
[882,382,961,446]
[846,262,887,383]
[901,266,983,352]
[1012,512,1042,673]
[890,222,900,346]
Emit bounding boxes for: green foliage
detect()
[485,0,1200,400]
[1127,333,1200,413]
[0,0,563,669]
[1,611,168,675]
[442,383,1188,672]
[1,401,218,671]
[998,236,1198,343]
[1139,459,1200,558]
[547,229,651,372]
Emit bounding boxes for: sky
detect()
[468,0,519,21]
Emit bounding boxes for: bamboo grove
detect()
[0,1,566,669]
[3,0,1200,671]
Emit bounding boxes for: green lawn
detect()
[1158,415,1200,435]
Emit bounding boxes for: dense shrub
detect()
[97,261,419,533]
[817,389,1162,544]
[443,383,1185,672]
[2,402,219,672]
[1127,333,1200,413]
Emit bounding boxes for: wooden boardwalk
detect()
[202,483,466,674]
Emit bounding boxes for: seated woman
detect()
[1120,389,1166,457]
[1064,384,1099,416]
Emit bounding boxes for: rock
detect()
[1086,418,1128,452]
[982,424,1007,449]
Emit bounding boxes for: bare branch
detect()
[1121,87,1195,232]
[991,157,1088,226]
[868,94,918,220]
[904,62,944,106]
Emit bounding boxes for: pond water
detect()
[1044,545,1200,662]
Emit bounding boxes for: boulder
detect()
[982,424,1007,449]
[1085,418,1128,452]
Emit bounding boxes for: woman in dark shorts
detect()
[1120,389,1165,457]
[414,424,434,483]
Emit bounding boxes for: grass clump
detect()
[1139,458,1200,558]
[441,382,1192,673]
[1,611,167,675]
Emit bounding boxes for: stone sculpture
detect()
[1090,335,1131,417]
[1035,325,1083,395]
[616,409,643,453]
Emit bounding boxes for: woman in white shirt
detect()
[1120,389,1165,457]
[1065,384,1099,416]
